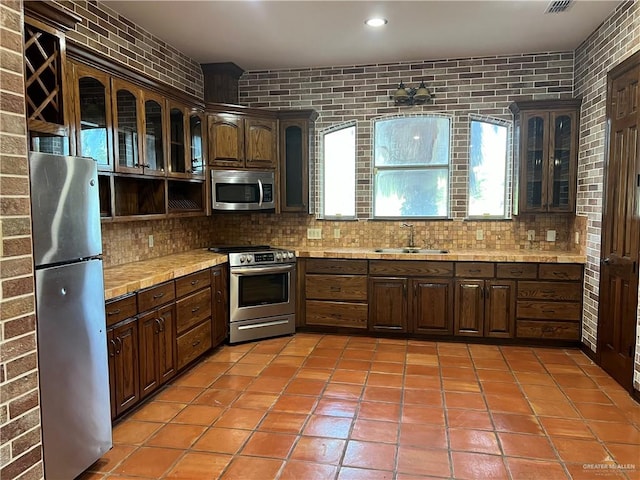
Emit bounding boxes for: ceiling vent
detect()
[545,0,573,13]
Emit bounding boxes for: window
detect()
[373,116,450,218]
[322,123,356,218]
[468,118,509,217]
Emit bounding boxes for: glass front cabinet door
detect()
[142,91,166,176]
[189,112,205,178]
[112,78,142,174]
[510,99,581,214]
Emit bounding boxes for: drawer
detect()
[305,259,368,275]
[176,270,211,299]
[105,294,137,327]
[538,264,583,281]
[305,274,367,301]
[517,301,581,321]
[305,300,368,329]
[176,287,212,334]
[456,262,495,278]
[369,261,453,277]
[177,319,212,370]
[496,263,537,279]
[516,320,580,341]
[518,282,582,301]
[138,281,175,312]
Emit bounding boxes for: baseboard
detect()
[579,342,597,362]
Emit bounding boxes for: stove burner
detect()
[208,245,270,253]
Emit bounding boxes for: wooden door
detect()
[454,280,484,336]
[369,277,407,333]
[211,265,229,346]
[157,304,177,384]
[138,310,159,398]
[484,280,516,338]
[208,113,244,166]
[113,318,140,416]
[411,278,453,335]
[245,117,277,168]
[598,51,640,392]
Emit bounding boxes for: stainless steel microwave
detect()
[211,169,276,211]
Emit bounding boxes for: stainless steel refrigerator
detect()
[29,152,112,480]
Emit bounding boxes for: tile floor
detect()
[80,334,640,480]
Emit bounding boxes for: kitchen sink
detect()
[374,248,450,254]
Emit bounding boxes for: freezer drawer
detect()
[35,259,112,480]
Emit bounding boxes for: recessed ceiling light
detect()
[365,18,387,27]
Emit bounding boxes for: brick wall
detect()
[0,1,44,479]
[574,1,640,389]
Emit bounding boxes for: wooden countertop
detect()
[103,249,227,300]
[103,247,585,301]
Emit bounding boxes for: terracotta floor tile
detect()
[472,358,509,370]
[309,346,343,358]
[296,367,333,381]
[362,386,403,403]
[271,394,317,414]
[130,401,186,423]
[480,381,524,396]
[399,423,447,449]
[331,369,368,385]
[358,401,401,422]
[506,458,570,480]
[342,440,396,471]
[444,391,486,410]
[553,373,598,389]
[401,405,445,425]
[563,387,614,405]
[451,451,509,480]
[521,383,568,401]
[304,356,338,369]
[233,392,279,410]
[211,374,254,391]
[491,413,543,435]
[191,427,251,454]
[396,446,451,477]
[314,398,359,418]
[403,388,443,407]
[403,375,441,390]
[441,366,477,380]
[589,421,640,444]
[366,372,404,388]
[240,431,297,459]
[336,359,372,371]
[244,375,290,393]
[237,353,276,365]
[575,403,629,422]
[193,388,240,408]
[351,418,399,444]
[226,363,265,377]
[323,383,363,400]
[485,393,533,414]
[290,437,346,464]
[513,372,557,385]
[219,456,284,480]
[539,417,596,439]
[604,442,640,467]
[279,461,338,480]
[285,378,326,396]
[475,369,514,383]
[164,451,232,479]
[529,399,580,418]
[214,407,265,430]
[86,444,136,473]
[372,350,406,363]
[146,423,207,449]
[258,411,308,434]
[172,404,224,425]
[404,365,439,376]
[551,436,610,463]
[112,421,163,445]
[448,428,501,455]
[498,432,558,460]
[564,463,628,479]
[303,414,353,438]
[338,466,394,479]
[446,409,494,430]
[369,361,404,375]
[342,349,375,361]
[154,385,203,403]
[113,446,183,478]
[261,364,299,377]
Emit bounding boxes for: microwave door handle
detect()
[232,264,295,275]
[257,179,264,206]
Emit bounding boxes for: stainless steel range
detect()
[210,246,296,344]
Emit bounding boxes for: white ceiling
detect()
[104,0,622,71]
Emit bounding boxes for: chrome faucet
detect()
[401,223,415,248]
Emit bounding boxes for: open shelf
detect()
[114,175,166,217]
[167,179,205,214]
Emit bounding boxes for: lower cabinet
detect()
[211,265,229,346]
[138,304,176,399]
[412,279,454,335]
[368,277,408,333]
[108,317,139,419]
[454,279,516,338]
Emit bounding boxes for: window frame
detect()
[319,121,357,220]
[371,114,452,220]
[467,115,512,220]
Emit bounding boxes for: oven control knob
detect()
[239,255,246,263]
[287,252,294,259]
[276,252,283,261]
[246,255,253,263]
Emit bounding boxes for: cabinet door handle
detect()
[191,306,200,314]
[109,339,117,357]
[107,308,121,316]
[190,279,199,286]
[480,287,484,298]
[192,340,201,347]
[216,290,222,303]
[153,292,165,300]
[115,337,122,355]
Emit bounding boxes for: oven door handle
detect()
[232,264,295,275]
[257,179,264,207]
[238,319,290,330]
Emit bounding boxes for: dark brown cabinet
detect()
[211,265,229,346]
[369,277,408,333]
[208,112,277,169]
[175,271,213,370]
[108,317,139,419]
[412,279,454,335]
[278,110,317,212]
[510,99,581,214]
[138,304,176,399]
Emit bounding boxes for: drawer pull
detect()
[542,290,555,294]
[191,306,201,314]
[192,340,201,347]
[153,292,165,300]
[190,280,199,286]
[552,272,567,278]
[107,308,121,316]
[510,270,523,275]
[542,309,555,314]
[469,269,481,273]
[330,286,341,292]
[542,326,554,333]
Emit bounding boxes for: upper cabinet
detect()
[278,110,318,213]
[510,99,582,214]
[168,103,206,179]
[208,111,277,169]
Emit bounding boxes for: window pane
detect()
[375,117,450,166]
[323,125,356,217]
[374,168,448,217]
[468,120,508,217]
